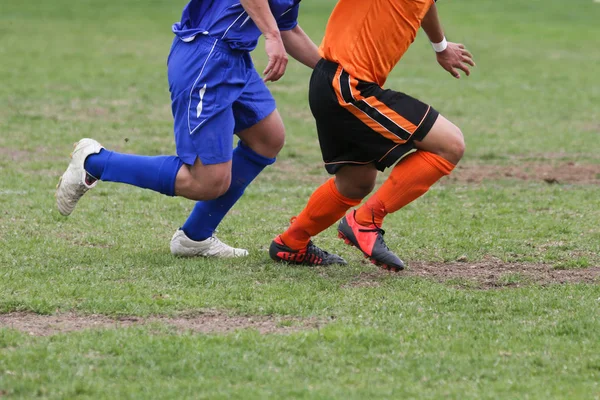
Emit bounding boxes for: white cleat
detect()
[56,138,104,216]
[170,230,249,258]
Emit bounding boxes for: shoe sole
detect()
[337,231,404,272]
[55,141,94,216]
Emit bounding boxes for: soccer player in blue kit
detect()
[56,0,321,257]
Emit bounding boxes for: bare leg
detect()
[414,114,465,165]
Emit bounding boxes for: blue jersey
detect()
[172,0,301,51]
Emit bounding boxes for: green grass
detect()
[1,0,599,398]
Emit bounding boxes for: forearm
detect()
[240,0,280,39]
[281,25,321,69]
[421,3,445,43]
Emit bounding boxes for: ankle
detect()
[279,233,310,251]
[84,149,110,179]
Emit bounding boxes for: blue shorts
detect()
[167,35,277,166]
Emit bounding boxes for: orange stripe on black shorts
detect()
[333,67,432,144]
[309,59,439,174]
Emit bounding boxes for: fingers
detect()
[450,44,475,77]
[438,42,475,79]
[461,49,473,59]
[462,55,475,67]
[448,67,461,79]
[263,56,288,82]
[262,36,288,82]
[263,59,275,79]
[460,48,475,68]
[455,62,470,77]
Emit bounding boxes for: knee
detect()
[437,124,465,165]
[273,128,286,151]
[418,116,466,165]
[240,122,286,158]
[185,174,231,201]
[449,126,466,163]
[348,180,376,199]
[202,174,231,199]
[209,176,231,198]
[262,128,285,156]
[335,170,377,199]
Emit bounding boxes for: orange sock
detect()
[355,151,455,226]
[280,178,361,250]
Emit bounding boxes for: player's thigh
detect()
[172,74,237,194]
[233,68,283,158]
[169,38,246,165]
[414,114,465,164]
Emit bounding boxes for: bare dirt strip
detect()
[346,260,600,289]
[1,263,597,336]
[407,261,600,288]
[445,162,600,185]
[270,160,600,186]
[0,311,325,337]
[3,147,598,185]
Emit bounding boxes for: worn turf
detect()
[1,0,599,398]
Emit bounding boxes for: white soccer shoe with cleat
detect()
[170,230,249,258]
[56,138,104,216]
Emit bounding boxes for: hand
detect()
[436,42,475,79]
[263,33,288,82]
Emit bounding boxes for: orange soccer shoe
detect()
[337,211,404,272]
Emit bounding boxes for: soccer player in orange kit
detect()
[269,0,475,270]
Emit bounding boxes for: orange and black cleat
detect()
[337,211,405,272]
[269,236,347,266]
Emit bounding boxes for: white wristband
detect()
[431,37,448,53]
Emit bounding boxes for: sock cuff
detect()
[160,157,184,197]
[84,148,111,180]
[417,151,456,175]
[326,178,362,207]
[237,140,276,167]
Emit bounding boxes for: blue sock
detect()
[182,141,276,241]
[83,149,110,179]
[84,149,184,197]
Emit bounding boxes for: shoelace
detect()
[357,214,391,251]
[358,213,386,236]
[358,226,385,235]
[358,227,390,250]
[306,241,328,257]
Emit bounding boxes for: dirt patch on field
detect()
[342,260,600,290]
[268,157,600,186]
[406,260,600,289]
[155,311,323,335]
[0,313,128,336]
[446,162,600,185]
[0,311,324,337]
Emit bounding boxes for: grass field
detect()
[1,0,599,398]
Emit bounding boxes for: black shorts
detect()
[309,59,439,174]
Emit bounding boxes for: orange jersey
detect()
[319,0,435,87]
